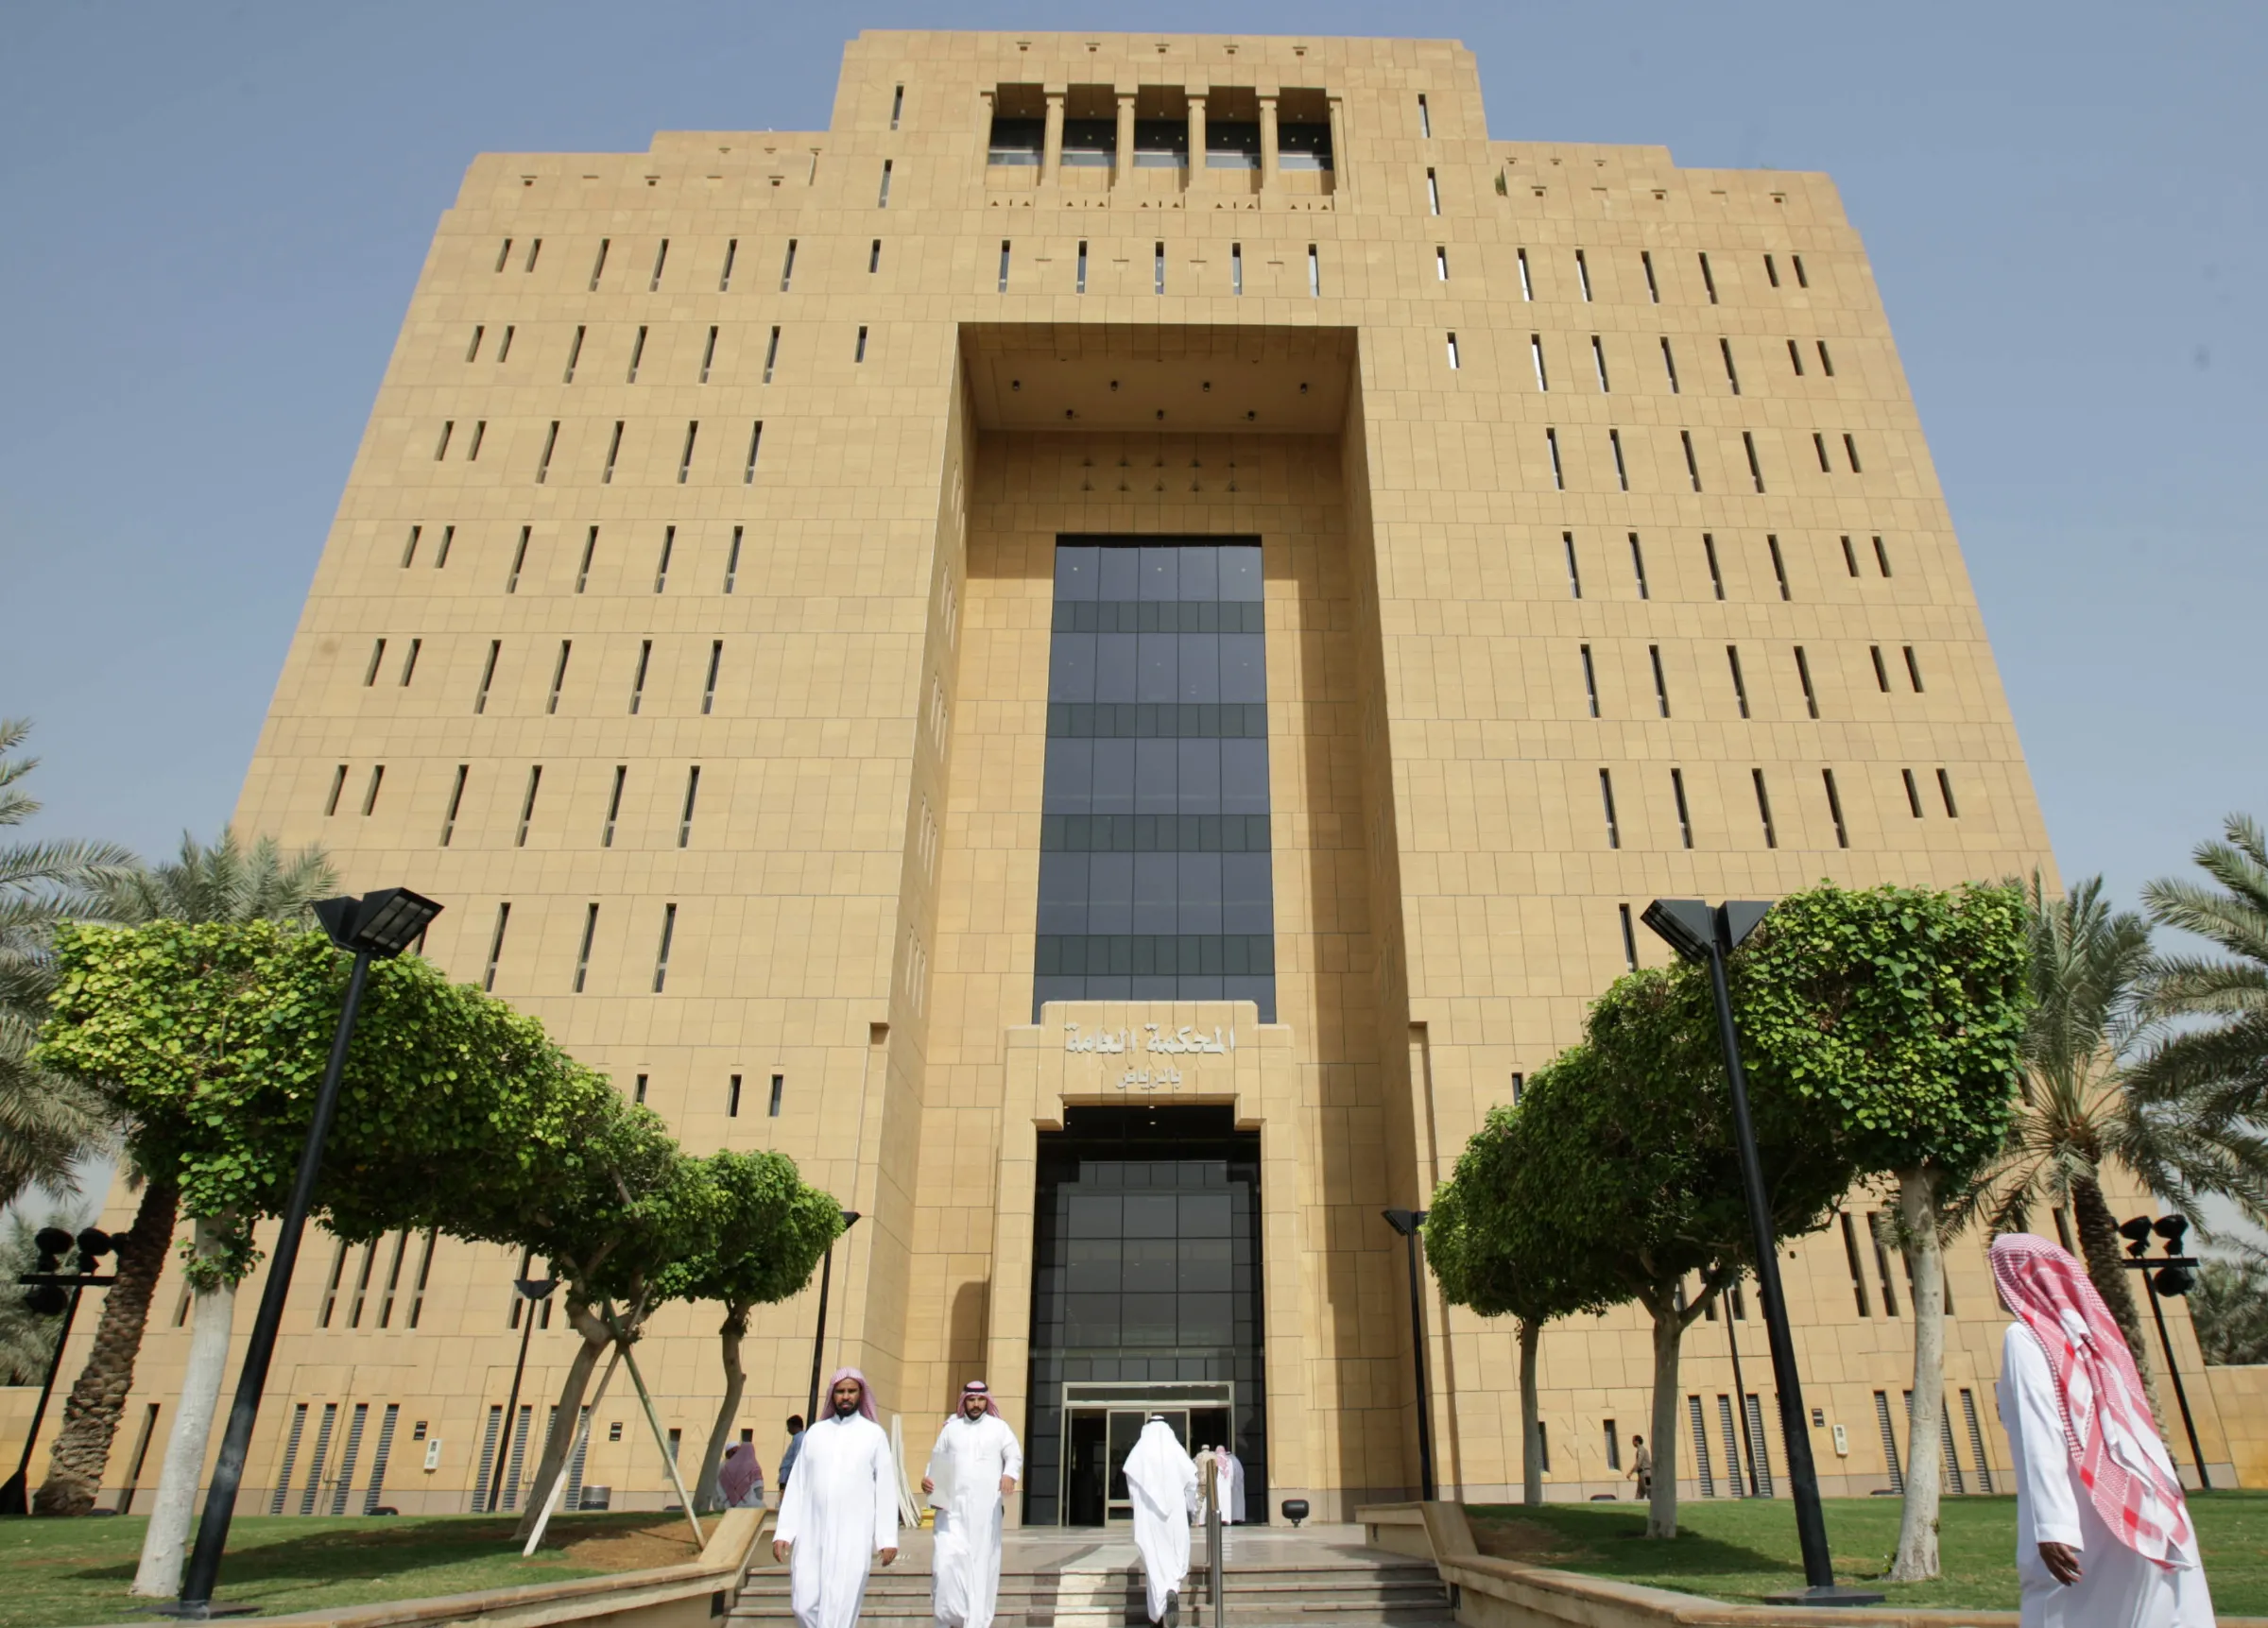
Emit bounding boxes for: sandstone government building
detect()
[59,30,2235,1522]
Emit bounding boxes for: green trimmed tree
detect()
[1732,881,2029,1583]
[658,1151,845,1511]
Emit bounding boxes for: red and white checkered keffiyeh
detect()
[1990,1232,2193,1567]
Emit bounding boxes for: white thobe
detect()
[1124,1423,1199,1623]
[1213,1450,1246,1523]
[774,1413,901,1628]
[1997,1323,2215,1628]
[926,1413,1022,1628]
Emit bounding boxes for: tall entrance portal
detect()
[1022,1105,1266,1525]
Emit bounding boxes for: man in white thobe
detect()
[773,1369,901,1628]
[922,1380,1022,1628]
[1122,1417,1199,1625]
[1991,1234,2215,1628]
[1212,1447,1245,1524]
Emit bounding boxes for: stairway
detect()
[732,1529,1457,1628]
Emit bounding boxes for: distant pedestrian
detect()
[721,1442,767,1509]
[1628,1436,1652,1501]
[780,1414,808,1486]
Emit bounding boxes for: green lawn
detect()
[0,1512,706,1628]
[1469,1492,2268,1614]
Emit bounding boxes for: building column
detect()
[1258,93,1280,196]
[1041,86,1065,187]
[1114,90,1136,189]
[1186,92,1207,192]
[1326,93,1349,197]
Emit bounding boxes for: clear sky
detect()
[2,0,2261,923]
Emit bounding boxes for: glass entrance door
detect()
[1057,1382,1231,1525]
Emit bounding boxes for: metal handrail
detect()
[1205,1472,1226,1626]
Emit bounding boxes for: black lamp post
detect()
[1,1226,116,1515]
[487,1277,559,1515]
[1641,899,1881,1607]
[1382,1208,1435,1501]
[170,887,441,1617]
[804,1211,863,1426]
[2120,1214,2210,1490]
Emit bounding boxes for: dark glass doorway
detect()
[1023,1106,1266,1524]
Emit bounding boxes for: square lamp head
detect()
[314,887,443,959]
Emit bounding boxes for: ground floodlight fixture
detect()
[314,886,443,959]
[2156,1214,2190,1247]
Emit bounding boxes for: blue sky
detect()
[1,0,2261,920]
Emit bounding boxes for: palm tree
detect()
[0,718,135,1210]
[35,828,335,1517]
[1967,873,2268,1390]
[2191,1246,2268,1366]
[2139,813,2268,1138]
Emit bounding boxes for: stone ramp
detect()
[734,1524,1457,1628]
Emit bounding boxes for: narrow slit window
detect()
[496,325,514,362]
[602,765,627,847]
[1660,336,1680,393]
[1530,334,1549,391]
[1563,532,1582,599]
[1720,338,1741,395]
[1426,168,1441,214]
[1937,769,1959,817]
[781,238,799,291]
[719,237,738,291]
[439,764,468,847]
[1767,535,1791,600]
[1817,340,1835,376]
[474,640,500,714]
[465,420,485,460]
[1823,768,1850,848]
[546,639,571,714]
[1793,254,1810,287]
[1546,427,1563,490]
[1698,251,1718,303]
[433,420,454,461]
[891,83,903,129]
[744,420,764,484]
[1592,334,1611,391]
[1600,768,1622,848]
[564,326,584,383]
[700,326,717,383]
[1641,250,1659,302]
[1871,646,1891,692]
[764,326,781,384]
[1628,532,1649,598]
[678,765,701,847]
[574,905,599,993]
[1903,768,1924,817]
[1844,433,1863,473]
[1788,338,1806,377]
[1744,431,1765,492]
[870,238,883,274]
[1842,535,1861,576]
[364,639,387,686]
[678,420,699,482]
[1794,646,1820,718]
[654,525,675,592]
[1609,429,1628,491]
[494,238,513,273]
[648,238,669,291]
[1076,240,1088,294]
[1619,903,1640,970]
[401,525,421,568]
[854,326,868,363]
[877,159,893,207]
[1434,245,1447,282]
[1814,432,1832,472]
[768,1073,784,1117]
[1575,248,1593,300]
[1154,242,1165,295]
[1232,243,1244,295]
[1517,248,1534,300]
[514,765,541,848]
[524,238,541,272]
[627,326,647,383]
[997,240,1010,292]
[576,525,598,592]
[724,525,744,592]
[1650,644,1671,717]
[1841,1215,1875,1316]
[588,238,610,291]
[602,420,624,484]
[629,639,652,714]
[1727,646,1750,718]
[651,903,678,992]
[1903,645,1924,692]
[1752,769,1778,848]
[399,639,421,686]
[1764,253,1781,287]
[1580,644,1600,717]
[702,639,723,714]
[1874,536,1893,577]
[634,1073,647,1105]
[1445,332,1460,369]
[1703,534,1725,599]
[1681,429,1702,491]
[535,420,558,484]
[728,1074,742,1118]
[1308,244,1321,297]
[325,763,348,816]
[1671,767,1693,848]
[483,903,511,992]
[1418,94,1432,138]
[466,326,485,363]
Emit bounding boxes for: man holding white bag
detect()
[923,1381,1022,1628]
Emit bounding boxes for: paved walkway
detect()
[878,1523,1379,1574]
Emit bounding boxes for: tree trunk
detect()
[1518,1317,1543,1506]
[512,1297,611,1541]
[131,1218,236,1599]
[2070,1174,2162,1397]
[35,1178,178,1516]
[1644,1289,1684,1539]
[696,1305,751,1513]
[1887,1168,1945,1583]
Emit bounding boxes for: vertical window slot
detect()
[764,327,781,384]
[1873,536,1892,577]
[744,420,765,485]
[1752,770,1778,848]
[1232,242,1244,295]
[700,326,718,383]
[629,640,652,714]
[496,326,513,362]
[399,639,421,686]
[1719,338,1741,395]
[1788,338,1805,376]
[439,764,468,848]
[1727,647,1750,718]
[1308,244,1321,297]
[1425,168,1441,214]
[465,420,485,460]
[1793,254,1809,287]
[574,905,599,993]
[1563,532,1582,599]
[1650,645,1671,717]
[651,903,678,992]
[719,237,738,291]
[514,765,541,848]
[1517,248,1533,300]
[1600,768,1621,848]
[1842,535,1860,576]
[870,238,883,274]
[588,238,610,291]
[728,1073,742,1118]
[725,525,744,592]
[474,640,500,715]
[1902,646,1924,692]
[1619,903,1639,971]
[1794,646,1820,718]
[1744,431,1765,492]
[1546,427,1563,490]
[1823,769,1849,848]
[1680,430,1701,491]
[781,238,798,291]
[1817,340,1834,376]
[878,159,893,207]
[576,525,598,592]
[1628,533,1649,599]
[1813,432,1832,472]
[1764,253,1780,287]
[1609,429,1628,491]
[524,238,541,272]
[364,639,387,686]
[1660,337,1680,394]
[325,764,348,816]
[769,1074,784,1117]
[401,525,421,569]
[1767,535,1791,601]
[1841,1215,1875,1316]
[854,326,868,363]
[1703,534,1725,599]
[1903,769,1924,818]
[627,326,646,383]
[648,238,669,291]
[1418,94,1432,138]
[1530,334,1549,391]
[494,239,513,273]
[1844,433,1863,472]
[1936,769,1959,817]
[1580,644,1600,717]
[1591,335,1610,391]
[602,765,627,848]
[654,525,675,592]
[1154,241,1165,295]
[536,420,559,484]
[602,420,624,484]
[702,639,723,714]
[484,903,511,992]
[1434,245,1446,282]
[1641,250,1659,302]
[1671,768,1693,848]
[1698,251,1718,303]
[546,640,571,714]
[1871,647,1891,692]
[466,326,485,363]
[998,240,1010,292]
[679,765,701,847]
[433,421,454,461]
[1575,248,1592,300]
[1445,332,1460,369]
[564,326,584,383]
[1076,240,1088,294]
[678,420,699,482]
